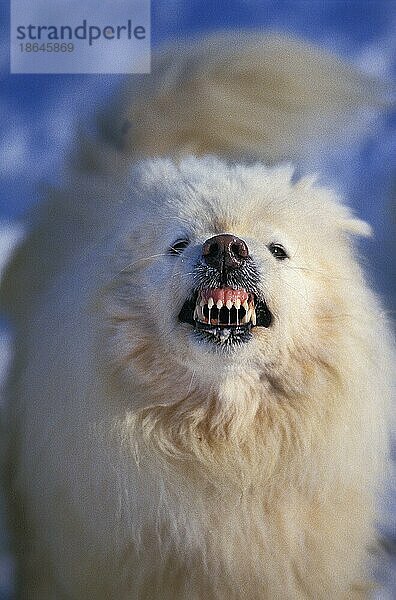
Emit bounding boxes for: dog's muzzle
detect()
[178,234,272,347]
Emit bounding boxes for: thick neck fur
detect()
[103,319,356,501]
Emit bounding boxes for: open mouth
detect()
[178,287,272,346]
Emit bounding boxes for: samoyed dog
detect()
[1,33,394,599]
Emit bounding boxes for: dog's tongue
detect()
[201,287,249,304]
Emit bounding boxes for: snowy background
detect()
[0,1,395,598]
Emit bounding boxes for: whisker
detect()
[170,271,195,278]
[113,254,169,278]
[187,370,196,395]
[286,265,347,281]
[278,275,312,306]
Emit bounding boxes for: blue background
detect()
[0,1,395,598]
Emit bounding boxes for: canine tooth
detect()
[216,299,223,309]
[194,307,198,320]
[235,299,241,310]
[243,300,249,311]
[207,297,214,309]
[200,298,206,307]
[251,308,257,326]
[226,299,233,310]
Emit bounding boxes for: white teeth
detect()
[194,294,257,327]
[241,300,249,325]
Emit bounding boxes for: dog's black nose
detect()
[202,234,249,271]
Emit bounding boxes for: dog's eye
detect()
[169,239,190,255]
[268,243,288,260]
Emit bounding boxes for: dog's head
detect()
[105,156,370,382]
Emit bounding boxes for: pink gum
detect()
[201,287,249,303]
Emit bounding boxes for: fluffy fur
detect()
[1,33,394,599]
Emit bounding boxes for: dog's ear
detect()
[332,203,373,238]
[341,217,373,237]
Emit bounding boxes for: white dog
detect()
[1,33,394,599]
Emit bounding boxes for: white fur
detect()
[1,33,394,599]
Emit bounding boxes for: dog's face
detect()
[106,156,369,393]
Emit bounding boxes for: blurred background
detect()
[0,1,395,598]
